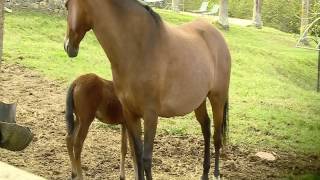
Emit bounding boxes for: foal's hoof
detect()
[120,176,125,180]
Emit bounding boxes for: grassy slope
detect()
[3,10,320,154]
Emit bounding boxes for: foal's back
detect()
[72,73,123,124]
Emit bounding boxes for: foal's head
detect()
[64,0,92,58]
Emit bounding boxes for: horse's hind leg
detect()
[120,124,128,180]
[208,94,227,179]
[194,100,211,180]
[143,110,158,180]
[73,118,93,180]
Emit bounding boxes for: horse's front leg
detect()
[120,124,128,180]
[123,109,144,180]
[143,110,158,180]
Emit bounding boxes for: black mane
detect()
[136,1,162,24]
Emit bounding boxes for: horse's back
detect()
[177,19,231,94]
[155,20,231,117]
[165,19,230,70]
[72,73,105,117]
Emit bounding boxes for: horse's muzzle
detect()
[64,39,79,58]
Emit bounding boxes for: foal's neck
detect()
[87,0,161,70]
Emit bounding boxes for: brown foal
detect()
[65,73,127,180]
[64,0,231,179]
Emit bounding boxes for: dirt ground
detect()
[0,62,319,180]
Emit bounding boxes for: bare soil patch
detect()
[0,62,319,179]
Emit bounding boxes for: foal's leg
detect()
[73,119,92,180]
[194,100,211,180]
[123,109,144,180]
[66,120,78,178]
[208,95,226,179]
[143,111,158,180]
[120,124,128,180]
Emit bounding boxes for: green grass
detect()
[286,174,320,180]
[3,9,320,154]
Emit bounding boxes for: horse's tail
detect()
[65,83,75,135]
[222,98,229,146]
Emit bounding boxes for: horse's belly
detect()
[158,54,212,117]
[158,78,210,118]
[159,91,207,117]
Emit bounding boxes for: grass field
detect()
[3,9,320,154]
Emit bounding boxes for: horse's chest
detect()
[117,89,144,114]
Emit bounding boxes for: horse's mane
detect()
[136,0,162,24]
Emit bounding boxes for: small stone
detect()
[255,151,276,161]
[4,7,13,13]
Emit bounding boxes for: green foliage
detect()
[210,0,320,35]
[226,0,301,33]
[310,2,320,36]
[182,0,203,11]
[164,0,320,35]
[262,0,300,33]
[3,10,320,154]
[229,0,252,19]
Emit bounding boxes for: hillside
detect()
[3,9,320,155]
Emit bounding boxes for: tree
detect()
[0,0,4,64]
[300,0,310,45]
[218,0,229,30]
[252,0,263,28]
[172,0,180,12]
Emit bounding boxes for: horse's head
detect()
[64,0,92,58]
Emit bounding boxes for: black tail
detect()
[222,98,229,146]
[65,83,75,135]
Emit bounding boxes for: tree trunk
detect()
[172,0,180,12]
[300,0,310,45]
[252,0,263,28]
[0,0,4,64]
[218,0,229,30]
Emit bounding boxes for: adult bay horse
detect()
[65,73,128,180]
[64,0,231,179]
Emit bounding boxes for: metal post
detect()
[317,43,320,92]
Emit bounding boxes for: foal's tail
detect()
[222,98,229,146]
[65,83,75,135]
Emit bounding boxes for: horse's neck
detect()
[89,0,160,72]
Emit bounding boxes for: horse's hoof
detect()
[214,176,221,180]
[72,176,83,180]
[120,175,125,180]
[71,172,76,179]
[201,175,209,180]
[70,172,77,180]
